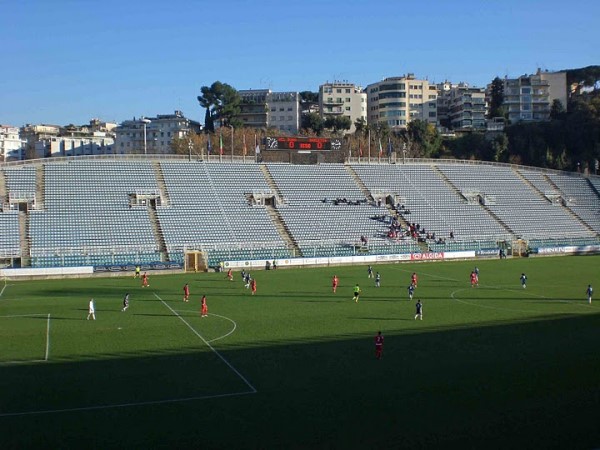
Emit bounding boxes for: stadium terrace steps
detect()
[0,169,6,204]
[513,169,550,202]
[146,206,168,259]
[152,161,170,206]
[344,164,375,203]
[264,204,302,257]
[35,165,45,210]
[18,211,29,264]
[259,164,285,205]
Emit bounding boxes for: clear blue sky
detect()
[1,0,598,126]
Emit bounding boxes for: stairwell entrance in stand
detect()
[185,251,208,272]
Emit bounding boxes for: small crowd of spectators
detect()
[323,198,368,206]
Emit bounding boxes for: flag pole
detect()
[368,128,371,164]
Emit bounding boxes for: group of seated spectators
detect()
[394,204,411,215]
[323,198,368,206]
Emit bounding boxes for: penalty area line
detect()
[0,390,255,418]
[155,293,257,394]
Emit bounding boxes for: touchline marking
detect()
[0,390,255,418]
[45,314,51,361]
[155,293,256,394]
[172,309,238,344]
[0,313,48,318]
[450,289,596,314]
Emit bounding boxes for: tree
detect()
[488,76,505,119]
[204,108,214,133]
[170,132,205,157]
[354,117,367,136]
[324,115,352,134]
[301,112,324,135]
[299,91,319,104]
[550,99,566,120]
[404,120,442,158]
[197,81,241,129]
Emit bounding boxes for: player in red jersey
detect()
[142,272,149,288]
[227,268,233,281]
[470,271,478,288]
[201,295,208,318]
[411,272,418,288]
[183,283,190,302]
[250,278,257,295]
[332,275,339,293]
[374,331,384,359]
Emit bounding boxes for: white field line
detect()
[0,313,51,366]
[450,288,597,315]
[0,390,256,418]
[156,294,256,394]
[0,283,7,298]
[0,313,48,318]
[0,359,47,366]
[45,314,51,361]
[173,309,237,344]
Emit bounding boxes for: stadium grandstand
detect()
[0,155,598,272]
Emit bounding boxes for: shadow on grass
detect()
[0,313,599,450]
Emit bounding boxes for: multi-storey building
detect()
[444,83,486,130]
[366,74,437,130]
[237,90,300,134]
[44,133,115,157]
[0,125,24,161]
[319,82,367,133]
[20,124,60,159]
[499,69,567,123]
[268,91,300,134]
[114,111,201,154]
[237,89,270,129]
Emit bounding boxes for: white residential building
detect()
[115,111,201,154]
[237,90,301,134]
[319,82,367,133]
[0,125,24,161]
[498,69,568,123]
[268,92,300,134]
[366,74,438,130]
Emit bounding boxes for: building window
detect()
[336,89,341,93]
[345,106,351,111]
[345,88,351,93]
[429,112,437,117]
[287,107,293,111]
[336,98,342,103]
[271,107,276,112]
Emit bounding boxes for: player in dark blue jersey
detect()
[520,273,527,289]
[375,272,381,288]
[586,284,593,304]
[414,299,423,320]
[407,284,415,300]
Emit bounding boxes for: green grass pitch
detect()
[0,256,599,449]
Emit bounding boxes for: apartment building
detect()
[366,74,437,130]
[0,125,24,161]
[500,69,567,123]
[319,82,367,133]
[237,90,300,134]
[115,111,201,154]
[443,83,486,130]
